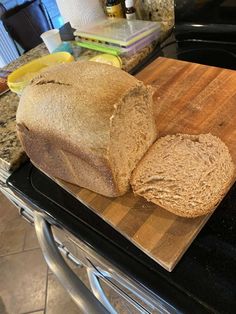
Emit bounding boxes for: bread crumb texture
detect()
[131,133,235,218]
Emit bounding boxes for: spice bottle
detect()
[125,0,136,20]
[105,0,124,18]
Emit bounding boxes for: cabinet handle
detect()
[34,211,109,314]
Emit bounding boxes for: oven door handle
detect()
[87,268,151,314]
[34,211,109,314]
[87,267,117,314]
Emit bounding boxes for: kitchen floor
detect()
[0,191,86,314]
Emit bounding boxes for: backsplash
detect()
[100,0,174,31]
[140,0,174,30]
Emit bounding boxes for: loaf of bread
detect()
[16,61,157,197]
[131,133,235,218]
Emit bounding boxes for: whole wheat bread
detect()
[131,133,235,218]
[16,61,157,197]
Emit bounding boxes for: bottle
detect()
[105,0,124,18]
[125,0,136,20]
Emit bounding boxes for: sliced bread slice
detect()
[131,133,235,218]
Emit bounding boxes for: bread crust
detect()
[17,61,157,197]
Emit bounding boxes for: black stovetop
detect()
[7,161,236,314]
[7,2,236,313]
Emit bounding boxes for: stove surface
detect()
[159,38,236,73]
[7,160,236,314]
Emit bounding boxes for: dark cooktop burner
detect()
[164,39,236,70]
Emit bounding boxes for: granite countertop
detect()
[0,40,159,174]
[0,44,49,173]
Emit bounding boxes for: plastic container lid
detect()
[120,30,159,56]
[74,18,160,47]
[76,28,160,57]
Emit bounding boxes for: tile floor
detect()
[0,191,86,314]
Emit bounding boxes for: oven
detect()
[5,163,189,314]
[3,1,236,313]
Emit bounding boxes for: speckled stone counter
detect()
[0,44,48,173]
[0,92,25,172]
[0,41,158,173]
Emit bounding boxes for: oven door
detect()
[34,211,174,314]
[51,222,173,314]
[34,211,142,314]
[5,162,186,314]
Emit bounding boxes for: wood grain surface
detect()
[56,57,236,271]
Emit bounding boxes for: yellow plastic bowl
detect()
[8,52,74,94]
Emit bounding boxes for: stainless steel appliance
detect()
[4,165,178,314]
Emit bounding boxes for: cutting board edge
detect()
[53,175,214,272]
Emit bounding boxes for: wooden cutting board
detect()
[55,57,236,271]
